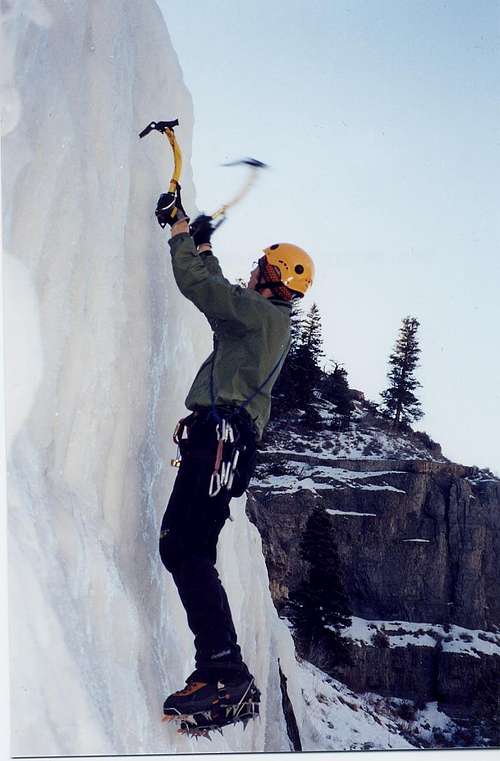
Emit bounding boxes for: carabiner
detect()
[220,460,231,487]
[209,471,222,498]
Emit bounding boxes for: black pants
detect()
[159,409,257,681]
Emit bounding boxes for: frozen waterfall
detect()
[2,1,308,755]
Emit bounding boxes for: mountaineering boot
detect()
[163,670,261,736]
[163,669,259,716]
[163,671,219,717]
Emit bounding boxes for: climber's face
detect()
[247,262,260,290]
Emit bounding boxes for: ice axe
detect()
[208,157,269,231]
[139,118,183,197]
[139,122,267,230]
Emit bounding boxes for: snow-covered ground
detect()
[466,473,499,485]
[340,616,500,659]
[265,399,447,463]
[253,460,408,495]
[294,659,464,751]
[295,659,413,751]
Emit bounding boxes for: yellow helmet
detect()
[262,243,315,296]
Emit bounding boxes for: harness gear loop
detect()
[173,415,192,445]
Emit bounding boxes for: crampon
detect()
[162,679,260,739]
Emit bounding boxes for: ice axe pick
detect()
[139,119,183,195]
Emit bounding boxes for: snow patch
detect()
[340,617,500,658]
[402,539,432,543]
[327,509,378,517]
[264,411,447,464]
[295,660,414,751]
[254,462,407,495]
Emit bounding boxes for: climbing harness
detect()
[169,333,291,496]
[170,408,250,501]
[170,414,192,469]
[168,319,289,498]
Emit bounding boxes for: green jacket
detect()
[169,233,291,439]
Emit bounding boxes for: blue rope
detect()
[237,340,290,413]
[209,335,290,423]
[209,336,223,424]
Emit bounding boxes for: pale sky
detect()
[158,0,500,474]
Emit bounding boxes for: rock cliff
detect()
[246,398,500,728]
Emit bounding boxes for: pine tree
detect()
[297,302,324,372]
[381,316,423,428]
[293,303,325,422]
[271,300,305,416]
[271,302,325,424]
[323,363,354,430]
[289,508,352,668]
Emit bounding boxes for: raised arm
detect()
[168,228,260,329]
[198,245,224,279]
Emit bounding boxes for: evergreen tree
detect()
[271,299,305,416]
[293,303,325,422]
[323,363,354,430]
[297,302,324,371]
[272,302,325,424]
[289,508,352,668]
[381,316,423,428]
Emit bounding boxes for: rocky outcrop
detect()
[335,641,500,718]
[248,458,500,630]
[246,408,500,718]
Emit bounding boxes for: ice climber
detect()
[155,187,314,727]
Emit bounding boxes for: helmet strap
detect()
[255,280,296,301]
[255,281,279,292]
[257,256,295,301]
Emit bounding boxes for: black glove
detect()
[189,214,215,247]
[155,183,189,228]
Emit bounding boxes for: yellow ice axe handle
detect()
[139,119,183,191]
[210,158,267,221]
[211,170,259,220]
[165,127,182,193]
